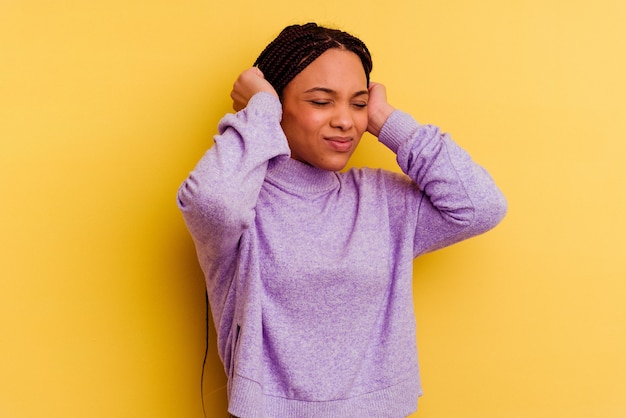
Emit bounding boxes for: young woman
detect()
[178,23,507,418]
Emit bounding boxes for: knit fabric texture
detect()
[177,93,507,418]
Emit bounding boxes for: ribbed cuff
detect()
[377,110,421,154]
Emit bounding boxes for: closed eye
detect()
[310,100,331,106]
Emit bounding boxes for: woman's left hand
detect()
[367,82,395,137]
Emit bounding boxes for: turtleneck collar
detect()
[266,157,339,195]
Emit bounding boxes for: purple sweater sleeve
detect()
[177,93,291,260]
[378,110,508,256]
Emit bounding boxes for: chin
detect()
[316,157,351,172]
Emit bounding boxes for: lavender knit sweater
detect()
[177,93,507,417]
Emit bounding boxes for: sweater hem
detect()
[228,371,421,418]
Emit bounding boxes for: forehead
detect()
[286,49,367,93]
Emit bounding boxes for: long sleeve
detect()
[177,93,290,260]
[177,92,290,342]
[377,110,508,256]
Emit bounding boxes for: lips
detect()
[324,136,353,152]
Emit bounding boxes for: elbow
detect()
[471,189,508,234]
[177,176,254,236]
[494,192,509,224]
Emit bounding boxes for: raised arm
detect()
[368,82,508,256]
[177,69,289,260]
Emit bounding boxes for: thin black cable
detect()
[200,289,209,418]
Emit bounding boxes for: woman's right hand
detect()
[231,67,279,111]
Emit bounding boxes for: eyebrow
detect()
[304,87,369,97]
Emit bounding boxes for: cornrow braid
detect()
[254,23,373,97]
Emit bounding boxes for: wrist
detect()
[368,104,395,137]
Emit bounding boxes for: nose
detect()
[330,104,354,131]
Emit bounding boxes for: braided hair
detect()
[254,23,373,97]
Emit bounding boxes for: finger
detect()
[253,67,264,78]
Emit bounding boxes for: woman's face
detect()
[280,48,369,172]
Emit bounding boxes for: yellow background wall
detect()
[1,0,624,417]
